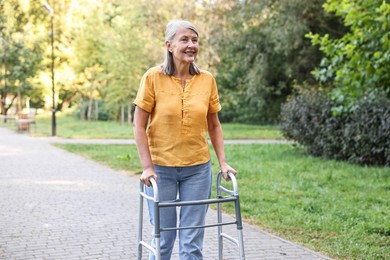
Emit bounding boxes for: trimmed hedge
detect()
[281,90,390,166]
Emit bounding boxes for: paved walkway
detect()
[0,127,331,260]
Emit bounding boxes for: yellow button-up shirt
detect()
[134,66,221,166]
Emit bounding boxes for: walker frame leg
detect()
[137,190,143,260]
[235,195,245,260]
[217,201,223,260]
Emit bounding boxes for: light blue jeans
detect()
[146,160,212,260]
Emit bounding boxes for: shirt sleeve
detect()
[133,71,155,113]
[208,76,222,113]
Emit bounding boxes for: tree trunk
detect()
[95,99,99,120]
[1,92,5,118]
[17,90,22,113]
[2,40,8,122]
[120,104,125,125]
[79,97,85,121]
[87,96,93,122]
[87,71,96,122]
[127,103,132,125]
[0,95,4,122]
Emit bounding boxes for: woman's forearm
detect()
[207,113,227,167]
[133,107,154,171]
[207,113,237,180]
[134,127,154,171]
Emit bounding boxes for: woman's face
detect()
[167,27,199,66]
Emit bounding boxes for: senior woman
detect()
[133,19,237,260]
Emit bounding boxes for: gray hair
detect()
[161,20,200,75]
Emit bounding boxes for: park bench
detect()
[16,109,37,132]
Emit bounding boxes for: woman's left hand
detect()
[220,163,237,181]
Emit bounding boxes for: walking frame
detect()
[137,171,245,260]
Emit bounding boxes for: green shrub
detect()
[281,90,390,166]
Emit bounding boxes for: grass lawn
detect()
[32,113,134,139]
[30,112,283,140]
[56,143,389,260]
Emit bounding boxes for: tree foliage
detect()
[0,0,43,115]
[212,0,345,123]
[69,0,216,122]
[281,0,390,166]
[307,0,390,114]
[1,0,348,123]
[97,0,155,121]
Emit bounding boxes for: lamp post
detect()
[43,2,56,136]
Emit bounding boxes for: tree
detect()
[0,0,43,119]
[211,0,345,123]
[70,0,218,123]
[307,0,390,114]
[99,0,151,124]
[72,7,105,121]
[71,0,157,123]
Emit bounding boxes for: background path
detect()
[0,127,330,259]
[37,137,292,145]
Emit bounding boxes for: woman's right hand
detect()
[140,167,158,187]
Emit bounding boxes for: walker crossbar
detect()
[137,171,246,260]
[159,196,237,207]
[220,232,239,245]
[161,221,238,232]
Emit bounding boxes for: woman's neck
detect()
[174,63,193,89]
[174,63,191,79]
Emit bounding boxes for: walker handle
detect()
[217,171,239,196]
[139,177,159,202]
